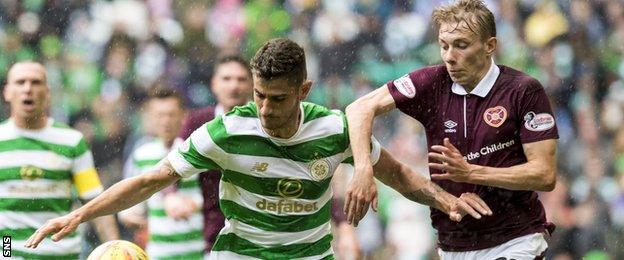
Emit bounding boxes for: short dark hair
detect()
[215,55,251,77]
[147,87,185,108]
[250,38,307,86]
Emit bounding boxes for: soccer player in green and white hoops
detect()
[1,61,119,259]
[118,88,206,259]
[26,39,492,259]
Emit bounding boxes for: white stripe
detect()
[0,150,72,170]
[222,114,344,146]
[167,151,204,178]
[0,179,72,198]
[296,248,333,260]
[225,152,343,180]
[208,250,260,260]
[72,150,96,174]
[221,219,331,247]
[190,126,228,168]
[148,212,204,236]
[222,115,264,137]
[12,235,81,255]
[290,113,344,145]
[220,181,333,216]
[0,211,62,230]
[0,121,83,147]
[147,240,206,258]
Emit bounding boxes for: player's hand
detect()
[428,138,475,182]
[344,165,377,227]
[164,193,197,220]
[25,213,82,248]
[448,192,492,222]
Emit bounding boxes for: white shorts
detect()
[438,233,548,260]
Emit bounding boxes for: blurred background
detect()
[1,0,623,259]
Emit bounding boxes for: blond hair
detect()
[432,0,496,40]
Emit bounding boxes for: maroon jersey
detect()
[387,64,558,251]
[179,106,348,251]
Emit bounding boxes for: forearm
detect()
[91,215,120,242]
[345,101,375,172]
[74,167,178,223]
[395,163,456,214]
[468,161,556,191]
[373,150,456,214]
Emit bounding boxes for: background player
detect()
[119,88,205,259]
[1,61,119,259]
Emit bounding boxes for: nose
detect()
[443,48,457,66]
[259,99,274,117]
[23,81,34,93]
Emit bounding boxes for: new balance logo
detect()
[444,120,457,133]
[251,162,269,173]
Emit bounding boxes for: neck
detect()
[264,107,301,139]
[465,58,492,92]
[12,115,47,130]
[163,138,175,149]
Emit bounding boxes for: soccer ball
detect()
[87,240,148,260]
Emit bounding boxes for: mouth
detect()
[22,99,36,110]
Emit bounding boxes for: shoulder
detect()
[497,65,544,93]
[48,120,86,147]
[302,102,340,123]
[228,102,258,118]
[405,65,449,82]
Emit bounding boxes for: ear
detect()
[3,84,9,103]
[485,37,497,57]
[299,80,313,101]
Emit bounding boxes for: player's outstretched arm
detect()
[429,138,557,191]
[373,148,492,222]
[344,86,396,226]
[25,159,181,248]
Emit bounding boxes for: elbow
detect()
[345,100,363,116]
[540,169,557,192]
[346,96,375,117]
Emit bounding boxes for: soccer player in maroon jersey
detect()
[344,0,558,259]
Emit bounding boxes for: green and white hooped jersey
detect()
[122,138,205,259]
[0,119,104,259]
[167,102,381,259]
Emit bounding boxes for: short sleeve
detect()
[167,122,225,178]
[72,138,104,200]
[386,66,447,123]
[518,80,559,143]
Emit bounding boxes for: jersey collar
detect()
[451,58,500,97]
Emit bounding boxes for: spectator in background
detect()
[120,88,205,259]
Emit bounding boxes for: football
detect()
[87,240,148,260]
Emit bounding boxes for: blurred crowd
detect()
[1,0,623,259]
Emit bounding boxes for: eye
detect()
[456,42,468,49]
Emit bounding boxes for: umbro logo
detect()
[444,120,457,133]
